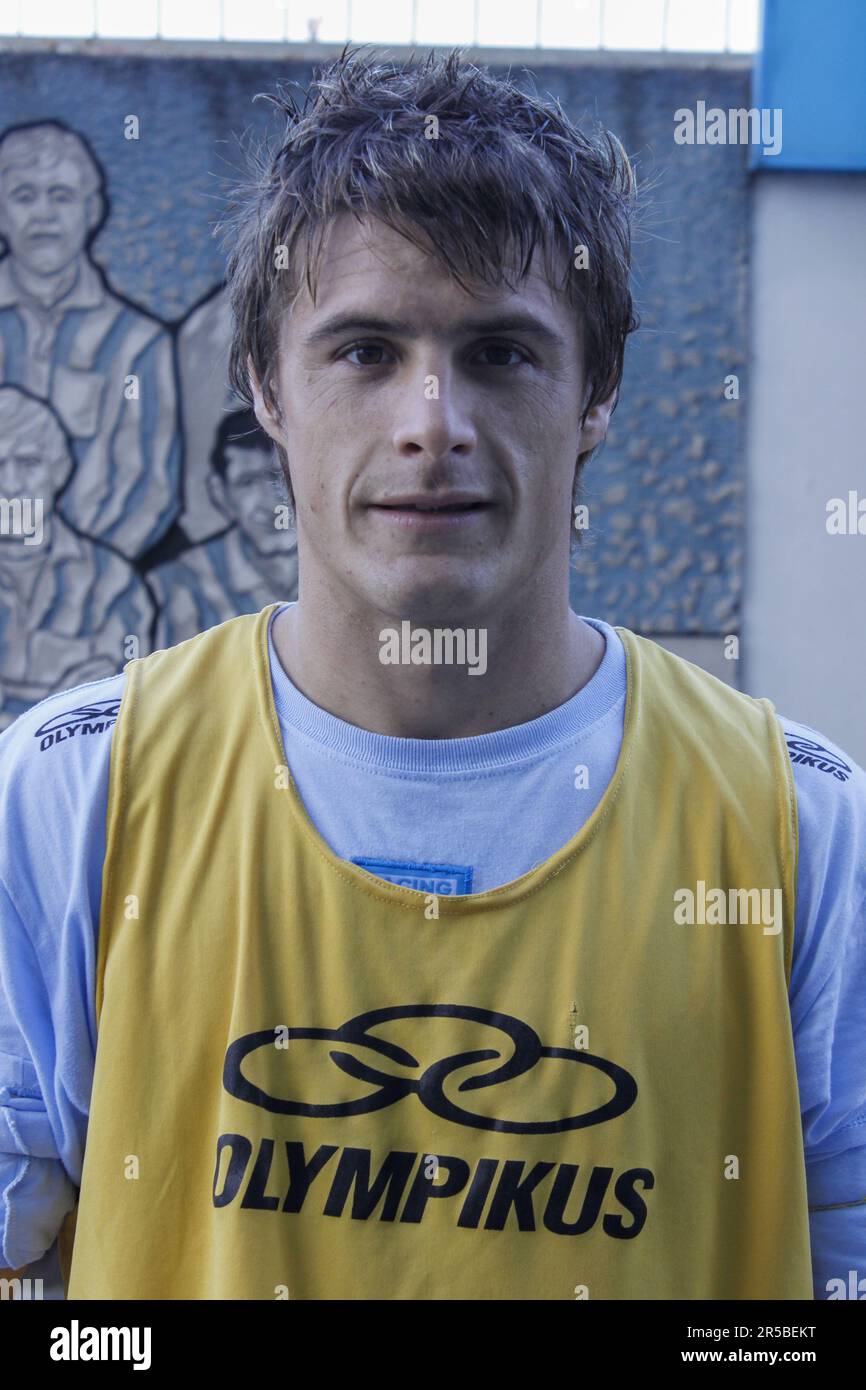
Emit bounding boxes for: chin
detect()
[372,568,497,624]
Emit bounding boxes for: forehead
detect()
[283,212,578,346]
[0,432,46,458]
[0,154,82,192]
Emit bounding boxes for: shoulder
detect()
[619,629,764,715]
[0,676,124,1009]
[777,712,866,859]
[775,711,866,982]
[616,630,783,772]
[778,715,858,789]
[0,674,125,878]
[774,714,866,1186]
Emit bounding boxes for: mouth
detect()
[372,501,492,513]
[368,498,496,530]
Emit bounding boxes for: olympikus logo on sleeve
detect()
[34,699,121,751]
[785,735,851,782]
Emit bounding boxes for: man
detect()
[0,121,180,560]
[0,385,153,730]
[0,50,864,1301]
[148,407,298,648]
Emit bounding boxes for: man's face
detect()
[251,213,611,623]
[209,444,296,555]
[0,419,66,553]
[0,154,98,274]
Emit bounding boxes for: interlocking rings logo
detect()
[34,698,121,737]
[223,1004,637,1134]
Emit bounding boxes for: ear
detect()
[578,386,618,455]
[205,471,228,517]
[85,192,103,233]
[248,355,285,448]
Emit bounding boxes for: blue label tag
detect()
[350,857,473,896]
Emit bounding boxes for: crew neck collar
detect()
[266,601,625,774]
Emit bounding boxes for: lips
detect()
[375,503,489,513]
[367,495,496,532]
[371,494,493,513]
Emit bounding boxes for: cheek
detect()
[285,391,363,482]
[290,444,339,519]
[509,427,577,493]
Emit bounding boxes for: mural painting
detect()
[0,119,298,731]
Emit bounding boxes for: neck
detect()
[10,257,79,309]
[271,584,605,739]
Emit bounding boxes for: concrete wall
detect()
[744,172,866,762]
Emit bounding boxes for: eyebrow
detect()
[302,311,569,352]
[8,179,76,194]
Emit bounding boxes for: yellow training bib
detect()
[65,604,813,1299]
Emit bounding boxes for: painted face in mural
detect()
[207,444,294,556]
[0,417,71,556]
[0,152,99,276]
[250,212,613,623]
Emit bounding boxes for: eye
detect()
[340,342,393,367]
[472,341,530,367]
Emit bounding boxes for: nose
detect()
[391,363,477,462]
[26,191,59,224]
